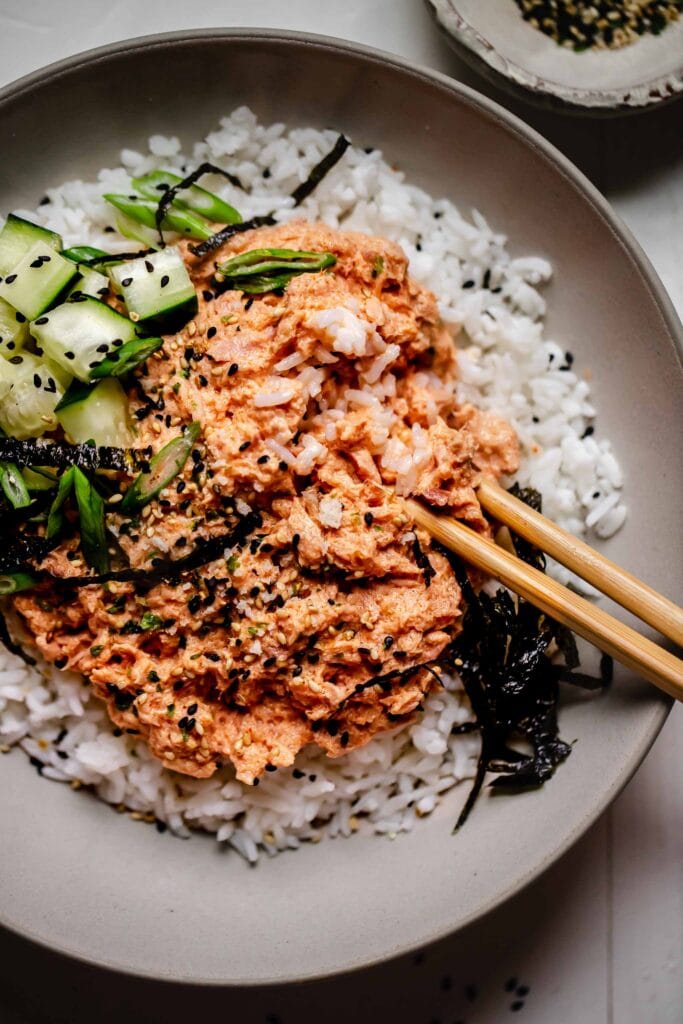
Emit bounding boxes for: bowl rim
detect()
[0,26,680,986]
[426,0,683,113]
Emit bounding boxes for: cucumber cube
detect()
[108,246,197,332]
[0,351,66,439]
[67,265,111,300]
[0,242,77,320]
[0,214,62,275]
[31,296,138,382]
[0,297,29,358]
[57,377,132,447]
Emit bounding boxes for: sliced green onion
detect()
[132,170,241,225]
[73,467,109,574]
[113,212,164,251]
[103,194,214,241]
[62,245,108,263]
[0,462,31,509]
[89,336,163,381]
[120,422,200,514]
[216,248,336,295]
[0,571,36,595]
[217,248,336,277]
[46,467,75,539]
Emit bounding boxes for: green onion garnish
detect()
[46,467,75,540]
[89,336,163,380]
[73,467,109,574]
[216,248,336,295]
[0,571,36,595]
[103,194,214,241]
[120,422,201,513]
[0,461,31,509]
[61,245,108,264]
[132,169,242,226]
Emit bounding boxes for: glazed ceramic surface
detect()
[428,0,683,112]
[0,29,680,985]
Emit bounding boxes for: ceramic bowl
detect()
[427,0,683,113]
[0,29,681,985]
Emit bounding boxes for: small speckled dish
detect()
[427,0,683,113]
[0,29,681,986]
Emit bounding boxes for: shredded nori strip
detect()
[80,248,157,268]
[0,438,151,472]
[433,485,611,830]
[188,133,350,258]
[290,134,350,206]
[0,535,57,574]
[41,510,262,590]
[154,162,244,245]
[188,215,277,258]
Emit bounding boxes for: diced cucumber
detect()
[0,296,29,358]
[132,169,241,224]
[107,246,197,332]
[57,377,132,447]
[0,242,77,320]
[30,296,137,382]
[67,266,110,300]
[0,215,62,275]
[0,351,66,438]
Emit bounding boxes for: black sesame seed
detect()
[257,455,269,465]
[121,277,133,287]
[228,362,239,376]
[265,764,277,772]
[239,441,251,452]
[340,731,350,747]
[278,461,288,472]
[160,275,170,288]
[187,702,198,715]
[364,511,374,526]
[15,311,26,323]
[30,258,43,269]
[144,260,154,273]
[292,666,303,678]
[202,289,213,302]
[96,343,109,353]
[54,657,67,669]
[198,374,208,387]
[207,326,217,339]
[188,595,201,614]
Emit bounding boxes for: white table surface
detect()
[0,2,680,1022]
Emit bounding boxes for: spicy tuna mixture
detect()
[14,221,518,783]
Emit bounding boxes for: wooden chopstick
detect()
[404,498,683,702]
[477,479,683,647]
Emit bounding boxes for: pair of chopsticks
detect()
[404,480,683,701]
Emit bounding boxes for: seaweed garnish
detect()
[0,438,152,473]
[437,486,611,831]
[290,133,350,206]
[189,133,350,258]
[188,215,277,258]
[153,162,244,246]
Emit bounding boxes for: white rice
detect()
[0,107,626,861]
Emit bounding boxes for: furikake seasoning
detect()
[514,0,682,50]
